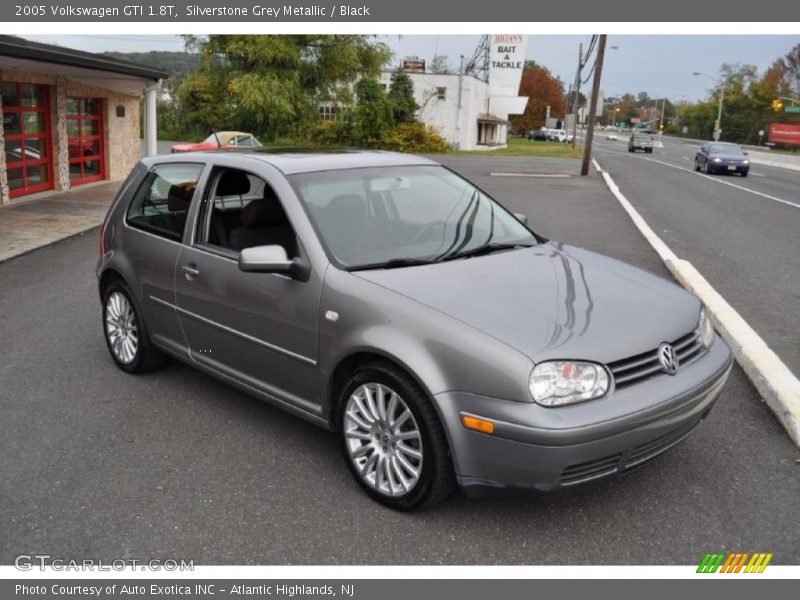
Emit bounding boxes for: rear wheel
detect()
[337,362,455,510]
[102,280,166,373]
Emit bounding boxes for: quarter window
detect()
[126,163,204,241]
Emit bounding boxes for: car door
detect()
[121,161,207,357]
[173,160,324,417]
[698,144,709,166]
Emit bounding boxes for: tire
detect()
[628,147,634,153]
[694,159,701,172]
[705,161,712,174]
[102,280,167,373]
[336,361,455,511]
[741,170,748,177]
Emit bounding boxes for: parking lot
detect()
[1,154,798,565]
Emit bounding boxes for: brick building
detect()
[0,35,168,205]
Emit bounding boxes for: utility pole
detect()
[571,43,583,149]
[581,34,606,176]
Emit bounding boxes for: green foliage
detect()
[309,119,353,146]
[172,35,391,142]
[388,69,419,124]
[380,122,452,153]
[351,77,394,147]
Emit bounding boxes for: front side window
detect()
[196,167,298,257]
[291,165,535,269]
[126,163,204,241]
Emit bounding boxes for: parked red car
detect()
[170,131,262,153]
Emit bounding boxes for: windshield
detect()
[708,143,744,155]
[290,165,536,269]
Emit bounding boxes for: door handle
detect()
[181,264,200,279]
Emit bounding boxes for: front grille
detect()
[559,452,622,486]
[624,420,699,468]
[607,330,706,390]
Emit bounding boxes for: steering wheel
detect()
[410,221,446,245]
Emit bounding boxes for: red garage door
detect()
[2,82,53,198]
[67,97,105,185]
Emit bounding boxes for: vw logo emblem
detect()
[658,343,679,375]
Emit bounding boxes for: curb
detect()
[0,224,101,266]
[593,158,800,447]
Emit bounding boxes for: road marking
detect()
[490,172,571,178]
[749,172,766,177]
[598,149,800,209]
[593,157,800,448]
[680,156,690,160]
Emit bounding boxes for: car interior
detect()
[202,168,298,258]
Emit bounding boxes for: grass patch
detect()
[444,136,583,158]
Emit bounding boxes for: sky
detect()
[22,34,799,102]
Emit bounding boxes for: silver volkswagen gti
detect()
[97,150,732,510]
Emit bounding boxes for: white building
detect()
[379,35,529,151]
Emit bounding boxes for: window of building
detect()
[126,163,204,241]
[2,81,53,197]
[319,105,338,121]
[67,97,105,185]
[436,87,447,100]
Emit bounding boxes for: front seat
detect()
[166,184,193,235]
[209,170,251,248]
[229,188,297,256]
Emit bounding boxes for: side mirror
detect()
[514,213,529,226]
[742,151,748,156]
[238,245,293,274]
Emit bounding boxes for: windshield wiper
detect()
[347,257,440,271]
[440,242,536,262]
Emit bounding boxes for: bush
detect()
[379,122,452,153]
[309,120,353,147]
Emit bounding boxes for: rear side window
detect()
[126,163,204,241]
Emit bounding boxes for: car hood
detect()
[353,242,700,364]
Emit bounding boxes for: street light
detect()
[693,71,723,141]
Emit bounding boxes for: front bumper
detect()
[435,336,733,497]
[708,162,749,174]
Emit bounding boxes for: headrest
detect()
[217,170,250,197]
[241,195,289,229]
[167,185,192,212]
[330,194,368,219]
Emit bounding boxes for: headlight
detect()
[529,361,609,407]
[742,159,750,165]
[698,308,715,348]
[712,157,723,163]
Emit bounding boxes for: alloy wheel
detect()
[343,382,423,498]
[105,291,139,365]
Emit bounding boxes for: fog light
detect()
[461,415,495,434]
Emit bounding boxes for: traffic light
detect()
[772,99,784,111]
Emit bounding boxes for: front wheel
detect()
[741,170,748,177]
[337,362,455,510]
[695,159,701,171]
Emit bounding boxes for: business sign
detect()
[785,106,800,113]
[768,122,800,146]
[488,34,528,96]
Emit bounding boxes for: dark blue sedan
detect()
[694,142,750,176]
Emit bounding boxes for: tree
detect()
[175,35,392,142]
[388,69,419,124]
[429,54,452,74]
[352,78,394,146]
[512,65,565,133]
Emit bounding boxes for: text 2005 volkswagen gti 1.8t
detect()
[97,149,732,510]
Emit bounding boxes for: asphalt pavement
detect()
[1,155,798,565]
[591,135,800,378]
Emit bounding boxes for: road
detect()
[591,134,800,378]
[1,155,798,565]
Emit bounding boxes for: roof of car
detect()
[144,148,440,175]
